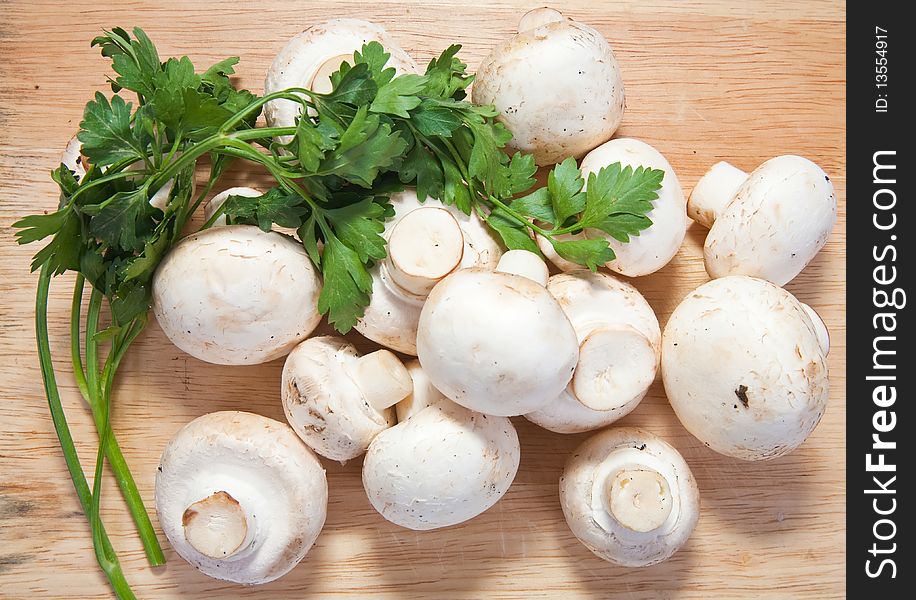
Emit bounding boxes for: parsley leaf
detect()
[509,187,555,224]
[317,234,374,333]
[295,118,339,172]
[370,74,426,118]
[325,198,389,263]
[354,42,397,87]
[78,93,145,167]
[551,238,617,271]
[579,163,664,229]
[423,45,473,100]
[17,208,82,274]
[319,106,407,187]
[93,27,162,97]
[87,188,157,252]
[486,210,541,254]
[399,141,444,202]
[467,120,513,189]
[547,157,586,224]
[492,152,538,199]
[410,99,463,137]
[223,189,309,232]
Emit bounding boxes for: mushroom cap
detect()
[560,427,699,567]
[704,155,837,286]
[526,271,661,433]
[155,411,328,584]
[472,14,625,166]
[282,336,396,462]
[363,401,520,530]
[204,186,262,227]
[152,225,322,365]
[396,359,451,422]
[662,276,829,460]
[577,138,687,277]
[264,19,419,143]
[416,268,579,416]
[355,190,503,355]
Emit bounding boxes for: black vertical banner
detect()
[847,3,911,597]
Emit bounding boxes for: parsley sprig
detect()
[14,28,663,598]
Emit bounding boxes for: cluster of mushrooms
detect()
[71,9,837,585]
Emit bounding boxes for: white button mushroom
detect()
[203,186,263,227]
[662,276,830,461]
[152,225,322,365]
[473,8,625,166]
[539,138,688,277]
[688,155,838,286]
[155,411,328,585]
[416,250,579,416]
[354,190,503,355]
[281,336,413,462]
[264,19,419,143]
[362,398,520,530]
[560,427,699,567]
[526,271,661,433]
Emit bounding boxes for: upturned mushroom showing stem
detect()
[416,250,579,416]
[152,225,322,365]
[560,428,699,567]
[155,412,328,585]
[355,190,503,355]
[526,271,661,433]
[264,19,419,143]
[688,155,838,286]
[662,276,830,460]
[282,336,413,462]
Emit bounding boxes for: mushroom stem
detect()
[687,161,748,228]
[182,490,250,559]
[496,250,549,286]
[572,325,657,411]
[518,7,565,31]
[801,303,830,355]
[348,350,413,411]
[310,53,353,95]
[606,468,673,533]
[385,207,465,297]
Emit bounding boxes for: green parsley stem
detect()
[35,265,137,600]
[70,275,91,401]
[79,286,165,567]
[217,89,313,134]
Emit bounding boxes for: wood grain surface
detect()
[0,1,846,598]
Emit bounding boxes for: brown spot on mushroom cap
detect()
[735,385,750,408]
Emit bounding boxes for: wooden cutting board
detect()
[0,1,846,598]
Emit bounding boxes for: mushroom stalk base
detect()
[349,350,413,411]
[496,250,549,286]
[311,54,353,95]
[385,207,464,297]
[606,468,673,533]
[182,491,249,559]
[687,161,747,228]
[518,7,565,31]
